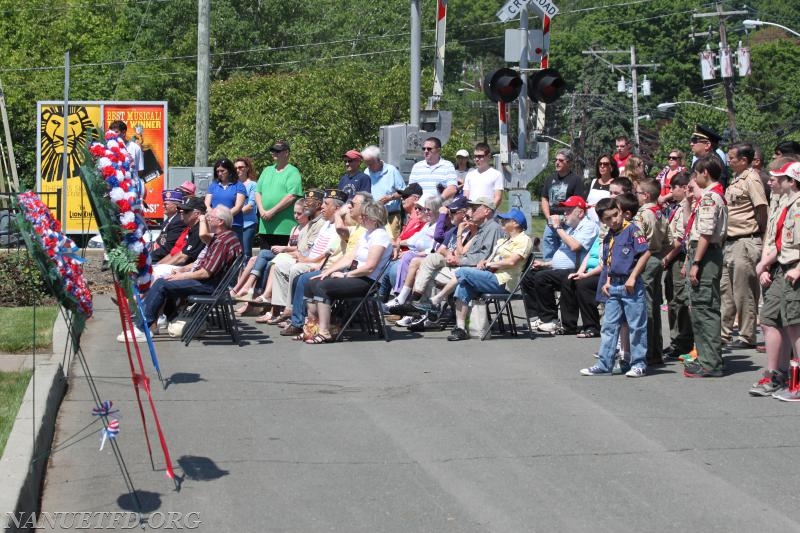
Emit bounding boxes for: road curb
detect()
[0,312,68,532]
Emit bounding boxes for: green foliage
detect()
[0,252,48,307]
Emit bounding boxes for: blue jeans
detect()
[291,270,320,328]
[541,224,561,262]
[143,277,215,325]
[379,259,399,300]
[241,224,256,263]
[454,267,508,305]
[595,280,648,372]
[251,249,276,293]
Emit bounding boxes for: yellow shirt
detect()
[492,232,533,288]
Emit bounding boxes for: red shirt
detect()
[397,215,426,250]
[613,153,631,172]
[197,229,242,283]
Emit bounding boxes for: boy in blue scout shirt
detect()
[580,197,651,377]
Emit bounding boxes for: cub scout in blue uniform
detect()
[580,197,651,377]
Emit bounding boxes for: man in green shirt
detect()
[255,140,303,247]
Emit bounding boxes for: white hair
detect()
[361,145,381,160]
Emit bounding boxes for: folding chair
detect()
[181,255,244,346]
[479,253,536,341]
[334,260,392,342]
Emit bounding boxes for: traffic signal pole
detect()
[517,5,529,159]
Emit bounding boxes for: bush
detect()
[0,252,48,307]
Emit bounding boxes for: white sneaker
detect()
[536,321,560,333]
[395,315,416,327]
[625,366,646,378]
[157,314,168,328]
[117,326,146,343]
[529,318,543,329]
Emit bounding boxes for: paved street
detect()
[38,295,800,532]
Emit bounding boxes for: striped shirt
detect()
[408,158,457,199]
[197,230,242,283]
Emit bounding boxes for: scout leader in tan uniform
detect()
[749,159,795,397]
[683,156,728,378]
[634,178,670,365]
[766,161,800,401]
[662,172,694,357]
[721,142,768,349]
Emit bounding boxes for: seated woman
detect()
[231,199,307,315]
[425,208,533,341]
[302,202,393,344]
[386,196,440,305]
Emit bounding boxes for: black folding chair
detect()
[180,255,244,346]
[479,253,536,341]
[334,260,392,342]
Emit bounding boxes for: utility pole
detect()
[195,0,210,167]
[409,0,421,128]
[693,2,747,142]
[581,47,658,152]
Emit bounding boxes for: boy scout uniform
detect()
[760,193,788,327]
[777,191,800,326]
[666,198,693,353]
[687,183,728,373]
[721,168,767,345]
[634,202,669,364]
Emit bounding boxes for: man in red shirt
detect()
[613,135,633,172]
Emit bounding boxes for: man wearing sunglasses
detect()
[463,142,503,208]
[408,136,458,201]
[255,140,303,248]
[689,124,729,188]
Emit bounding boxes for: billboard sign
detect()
[36,101,168,233]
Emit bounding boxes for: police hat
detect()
[692,124,722,144]
[325,189,348,203]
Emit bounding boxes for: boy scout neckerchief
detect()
[607,219,630,267]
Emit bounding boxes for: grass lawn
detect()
[0,306,58,353]
[0,370,32,457]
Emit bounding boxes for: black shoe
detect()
[727,339,756,350]
[447,327,469,341]
[683,361,723,378]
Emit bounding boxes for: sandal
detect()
[254,312,274,324]
[305,333,334,344]
[577,328,600,338]
[292,332,307,341]
[266,314,291,325]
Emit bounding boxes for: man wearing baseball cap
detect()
[338,149,371,201]
[521,194,599,334]
[755,159,800,399]
[255,140,303,248]
[151,189,187,263]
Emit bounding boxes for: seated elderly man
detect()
[521,195,598,334]
[117,205,242,342]
[150,189,187,263]
[151,196,208,280]
[423,208,533,341]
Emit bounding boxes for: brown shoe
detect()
[280,325,304,336]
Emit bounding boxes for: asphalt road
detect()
[37,296,800,532]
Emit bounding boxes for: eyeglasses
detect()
[473,153,487,159]
[270,148,286,153]
[415,206,430,212]
[235,165,246,170]
[690,136,708,144]
[422,146,436,152]
[215,169,228,173]
[598,161,611,167]
[668,156,681,160]
[555,158,567,163]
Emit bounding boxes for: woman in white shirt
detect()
[302,202,393,343]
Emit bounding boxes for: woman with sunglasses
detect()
[586,154,619,223]
[655,150,686,208]
[234,157,258,262]
[206,158,247,247]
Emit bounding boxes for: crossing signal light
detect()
[528,68,566,104]
[483,68,523,103]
